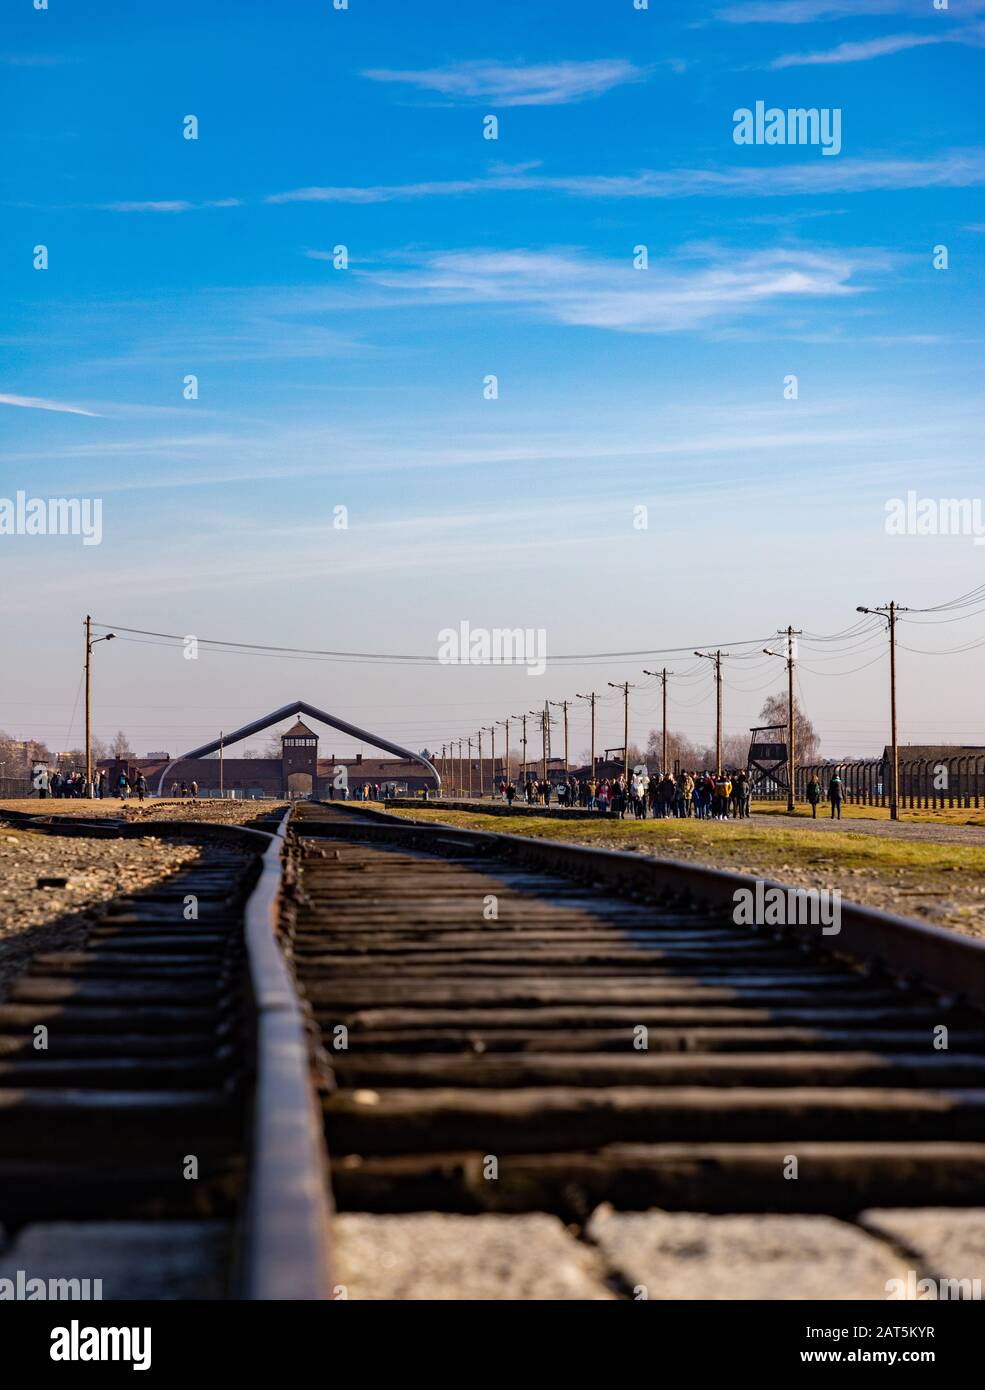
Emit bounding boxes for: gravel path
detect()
[0,827,203,997]
[750,812,985,846]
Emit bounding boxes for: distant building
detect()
[99,719,436,798]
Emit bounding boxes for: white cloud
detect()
[771,33,941,66]
[771,22,985,65]
[268,150,985,205]
[718,0,985,21]
[362,59,644,107]
[0,393,102,417]
[364,245,880,335]
[101,199,242,213]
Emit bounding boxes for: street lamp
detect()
[85,616,115,795]
[857,603,908,820]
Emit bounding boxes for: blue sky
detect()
[2,0,984,761]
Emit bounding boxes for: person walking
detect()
[806,774,822,818]
[116,770,130,800]
[505,780,516,806]
[828,771,844,819]
[135,772,147,802]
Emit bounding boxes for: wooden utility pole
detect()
[549,700,570,775]
[84,616,114,797]
[219,731,224,798]
[607,681,635,781]
[530,708,548,781]
[763,631,802,812]
[694,651,728,774]
[467,736,473,797]
[857,602,908,820]
[85,615,92,793]
[785,627,800,812]
[518,715,528,783]
[576,692,598,781]
[498,719,510,786]
[483,726,495,797]
[643,668,674,771]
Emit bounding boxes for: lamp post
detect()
[857,603,908,820]
[607,681,635,782]
[762,627,802,813]
[576,692,598,781]
[85,615,115,796]
[694,650,728,776]
[643,668,674,773]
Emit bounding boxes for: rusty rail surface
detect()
[0,804,333,1300]
[286,800,985,1219]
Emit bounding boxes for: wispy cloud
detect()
[364,245,881,335]
[771,24,985,66]
[361,59,644,107]
[718,0,985,21]
[771,33,941,66]
[100,198,242,213]
[0,393,102,418]
[268,150,985,205]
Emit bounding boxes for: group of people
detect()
[166,780,199,799]
[807,771,845,818]
[44,768,149,800]
[327,783,401,802]
[498,769,754,820]
[495,768,849,819]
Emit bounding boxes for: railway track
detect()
[0,806,331,1300]
[288,802,985,1226]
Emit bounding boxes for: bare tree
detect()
[111,731,134,758]
[757,692,821,764]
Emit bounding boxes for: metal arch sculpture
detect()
[154,699,441,797]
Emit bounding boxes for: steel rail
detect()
[310,802,985,1012]
[236,805,334,1300]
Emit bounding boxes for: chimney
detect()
[356,753,362,764]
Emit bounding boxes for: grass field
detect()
[384,805,985,938]
[753,801,985,828]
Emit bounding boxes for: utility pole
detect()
[695,651,729,775]
[530,708,548,781]
[549,700,570,775]
[483,726,495,797]
[763,628,802,813]
[857,602,908,820]
[607,681,635,781]
[517,714,528,783]
[84,616,115,796]
[219,731,224,798]
[643,668,674,772]
[498,719,510,786]
[576,692,598,781]
[467,736,473,798]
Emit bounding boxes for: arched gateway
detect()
[154,700,440,797]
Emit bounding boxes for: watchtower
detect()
[281,718,318,797]
[747,723,788,796]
